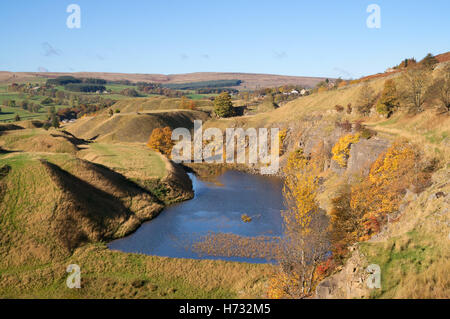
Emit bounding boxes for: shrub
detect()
[346,103,352,114]
[376,79,399,116]
[419,53,438,70]
[120,88,140,97]
[357,83,376,116]
[41,97,54,105]
[279,129,287,155]
[43,122,52,130]
[214,92,234,118]
[334,105,344,112]
[335,120,352,132]
[331,133,360,167]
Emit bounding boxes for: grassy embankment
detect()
[0,126,271,298]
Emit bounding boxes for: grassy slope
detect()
[0,129,270,299]
[111,95,214,113]
[360,168,449,298]
[66,109,209,143]
[79,142,166,180]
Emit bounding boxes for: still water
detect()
[108,170,284,263]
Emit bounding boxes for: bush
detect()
[43,122,52,130]
[376,79,399,117]
[334,105,344,112]
[335,120,352,132]
[331,133,360,167]
[346,103,352,114]
[41,97,54,105]
[120,88,140,97]
[357,83,376,116]
[214,92,234,118]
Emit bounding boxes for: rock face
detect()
[315,247,372,299]
[347,138,390,176]
[161,158,194,203]
[282,116,389,178]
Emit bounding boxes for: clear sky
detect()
[0,0,449,78]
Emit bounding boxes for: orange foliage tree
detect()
[146,127,174,156]
[329,140,432,260]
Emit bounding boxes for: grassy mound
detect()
[67,110,209,143]
[112,96,214,113]
[80,143,166,180]
[0,129,80,154]
[0,153,163,265]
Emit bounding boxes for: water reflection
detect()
[108,170,284,263]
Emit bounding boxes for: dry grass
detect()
[0,243,271,299]
[112,96,214,113]
[360,168,450,299]
[0,129,79,154]
[66,110,209,143]
[0,152,163,266]
[79,142,166,180]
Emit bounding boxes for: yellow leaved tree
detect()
[268,149,330,299]
[146,127,174,157]
[331,133,360,167]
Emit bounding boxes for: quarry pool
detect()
[108,170,284,263]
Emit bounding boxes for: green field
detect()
[80,142,167,180]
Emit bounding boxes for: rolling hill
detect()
[0,71,329,89]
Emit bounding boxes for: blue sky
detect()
[0,0,449,78]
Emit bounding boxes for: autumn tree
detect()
[427,64,450,112]
[180,97,197,110]
[268,149,330,299]
[329,139,430,254]
[310,140,327,172]
[214,92,234,118]
[420,53,439,70]
[331,133,360,168]
[400,68,431,112]
[146,127,174,156]
[357,82,376,116]
[376,79,400,117]
[187,99,197,110]
[328,185,363,261]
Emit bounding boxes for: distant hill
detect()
[0,71,329,89]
